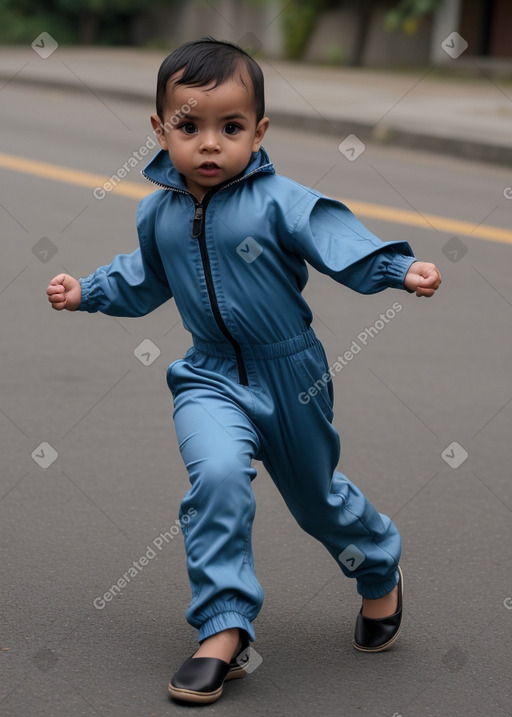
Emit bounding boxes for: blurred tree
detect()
[0,0,168,45]
[280,0,327,60]
[349,0,372,66]
[0,0,72,43]
[57,0,147,44]
[386,0,445,34]
[1,0,446,52]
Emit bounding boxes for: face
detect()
[150,69,269,202]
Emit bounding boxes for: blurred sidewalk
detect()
[2,45,512,166]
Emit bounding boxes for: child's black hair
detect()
[156,37,265,123]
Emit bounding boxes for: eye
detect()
[180,122,197,135]
[224,123,240,135]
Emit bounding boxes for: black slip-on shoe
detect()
[168,634,250,704]
[353,566,403,653]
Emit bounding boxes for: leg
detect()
[257,345,401,600]
[172,374,263,644]
[167,360,262,703]
[257,344,403,652]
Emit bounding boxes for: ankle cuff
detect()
[198,611,255,643]
[357,570,400,599]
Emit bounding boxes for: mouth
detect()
[198,162,220,176]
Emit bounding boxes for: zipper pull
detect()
[192,205,204,238]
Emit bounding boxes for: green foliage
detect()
[386,0,444,33]
[56,0,147,13]
[281,0,326,60]
[0,0,165,45]
[324,42,346,65]
[0,3,75,43]
[0,0,447,49]
[278,0,441,61]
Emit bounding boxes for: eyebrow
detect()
[220,114,249,121]
[174,113,249,122]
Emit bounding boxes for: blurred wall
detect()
[133,0,511,66]
[134,0,432,66]
[306,3,432,66]
[132,0,282,57]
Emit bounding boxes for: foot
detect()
[361,585,399,619]
[168,629,248,704]
[353,566,404,652]
[193,628,241,663]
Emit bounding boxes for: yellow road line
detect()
[344,199,512,246]
[0,152,148,200]
[1,151,511,245]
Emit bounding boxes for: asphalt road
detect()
[1,83,511,717]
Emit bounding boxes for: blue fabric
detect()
[79,147,416,339]
[79,147,411,641]
[168,338,401,642]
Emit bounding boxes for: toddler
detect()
[47,37,441,705]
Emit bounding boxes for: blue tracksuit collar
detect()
[141,147,275,193]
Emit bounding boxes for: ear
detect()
[252,116,270,152]
[150,113,169,150]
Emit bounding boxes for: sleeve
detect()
[78,194,173,317]
[288,193,417,295]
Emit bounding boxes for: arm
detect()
[288,194,421,294]
[77,245,172,317]
[46,193,173,317]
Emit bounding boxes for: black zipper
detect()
[192,197,248,386]
[141,160,274,385]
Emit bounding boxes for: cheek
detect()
[166,141,190,169]
[166,134,182,154]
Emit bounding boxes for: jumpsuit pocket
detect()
[292,344,334,422]
[166,347,197,396]
[166,359,183,395]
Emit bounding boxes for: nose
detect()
[200,131,220,153]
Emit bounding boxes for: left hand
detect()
[404,261,442,297]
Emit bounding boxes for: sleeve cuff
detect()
[78,275,100,312]
[385,254,417,291]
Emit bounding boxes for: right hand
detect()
[46,273,82,311]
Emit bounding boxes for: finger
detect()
[46,284,64,296]
[50,299,66,310]
[420,266,435,279]
[48,292,65,304]
[416,287,436,297]
[419,273,437,288]
[428,273,442,291]
[49,273,67,286]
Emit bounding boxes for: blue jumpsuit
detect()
[79,148,417,643]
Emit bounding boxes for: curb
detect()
[265,110,512,167]
[4,73,512,168]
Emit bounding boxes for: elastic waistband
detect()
[192,328,318,360]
